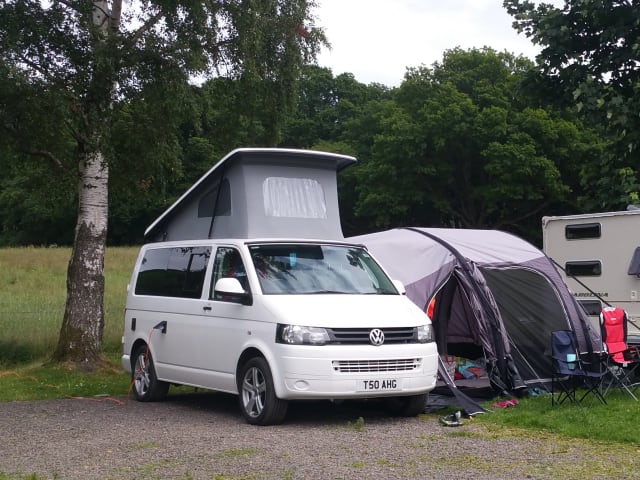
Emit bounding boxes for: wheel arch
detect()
[236,345,285,397]
[130,338,149,368]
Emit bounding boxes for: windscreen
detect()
[249,244,397,295]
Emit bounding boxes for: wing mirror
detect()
[213,278,252,305]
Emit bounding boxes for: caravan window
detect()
[262,177,327,219]
[565,260,602,277]
[578,300,602,316]
[565,223,601,240]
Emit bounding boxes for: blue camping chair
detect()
[550,330,607,406]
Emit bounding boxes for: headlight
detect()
[417,324,434,343]
[276,324,330,345]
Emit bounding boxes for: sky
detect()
[314,0,552,87]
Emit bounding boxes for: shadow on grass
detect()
[0,340,42,366]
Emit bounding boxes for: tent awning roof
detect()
[349,227,545,287]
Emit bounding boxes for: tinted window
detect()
[578,300,602,316]
[565,223,601,240]
[135,247,211,298]
[210,247,249,299]
[565,260,601,277]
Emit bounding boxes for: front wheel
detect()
[238,357,288,425]
[131,344,169,402]
[386,393,427,417]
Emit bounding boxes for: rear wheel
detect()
[238,357,288,425]
[386,393,427,417]
[131,344,169,402]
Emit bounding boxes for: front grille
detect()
[328,327,417,344]
[332,358,422,373]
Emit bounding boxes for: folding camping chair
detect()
[550,330,607,406]
[600,307,640,400]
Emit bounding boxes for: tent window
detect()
[628,246,640,276]
[565,260,601,277]
[565,222,601,240]
[578,299,602,316]
[197,179,230,218]
[262,177,327,219]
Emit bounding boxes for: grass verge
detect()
[0,353,130,402]
[0,246,137,365]
[474,389,640,444]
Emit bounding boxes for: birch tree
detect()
[0,0,323,368]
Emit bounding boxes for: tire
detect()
[238,357,288,425]
[386,393,427,417]
[131,344,169,402]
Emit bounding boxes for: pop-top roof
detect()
[144,148,357,242]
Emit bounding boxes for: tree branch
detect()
[129,10,165,44]
[52,0,80,13]
[109,0,122,32]
[25,149,70,174]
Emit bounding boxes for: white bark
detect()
[55,148,109,365]
[54,0,115,365]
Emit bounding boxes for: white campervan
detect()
[122,148,439,425]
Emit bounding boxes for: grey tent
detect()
[349,227,602,395]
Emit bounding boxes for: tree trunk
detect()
[52,0,117,368]
[53,148,109,368]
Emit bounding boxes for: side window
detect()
[135,246,211,298]
[565,260,602,277]
[578,299,602,316]
[211,247,248,298]
[565,223,601,240]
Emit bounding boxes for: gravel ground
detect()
[0,392,636,480]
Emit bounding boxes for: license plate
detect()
[359,379,400,391]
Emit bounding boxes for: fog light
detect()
[293,380,310,391]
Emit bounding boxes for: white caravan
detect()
[542,210,640,344]
[122,148,439,425]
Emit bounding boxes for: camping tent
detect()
[349,227,602,395]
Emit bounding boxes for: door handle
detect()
[203,305,212,311]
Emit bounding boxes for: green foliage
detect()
[282,65,391,149]
[348,47,602,239]
[505,0,640,210]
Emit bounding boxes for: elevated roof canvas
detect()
[145,148,356,242]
